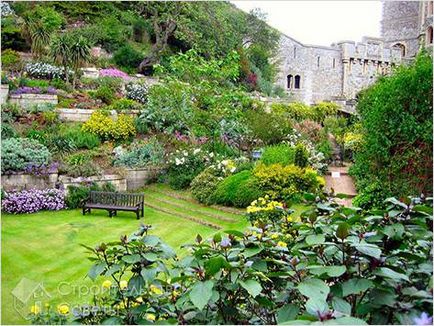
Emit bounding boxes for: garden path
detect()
[325,164,357,207]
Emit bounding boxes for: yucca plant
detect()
[50,34,71,84]
[69,36,91,89]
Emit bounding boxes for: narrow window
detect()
[287,74,293,89]
[294,75,301,89]
[429,1,433,15]
[392,43,406,56]
[317,56,320,67]
[332,58,336,68]
[293,46,297,58]
[427,26,433,44]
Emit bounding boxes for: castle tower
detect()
[381,1,432,58]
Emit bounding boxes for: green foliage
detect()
[212,170,264,208]
[245,109,292,145]
[113,138,164,168]
[82,111,136,141]
[61,152,100,178]
[294,143,309,168]
[323,116,348,145]
[92,85,116,104]
[351,52,433,204]
[65,182,115,209]
[191,168,223,205]
[260,144,295,166]
[1,49,21,71]
[253,163,324,203]
[25,195,434,325]
[352,181,391,210]
[113,44,145,71]
[61,124,101,150]
[1,138,51,173]
[272,102,340,123]
[108,98,143,111]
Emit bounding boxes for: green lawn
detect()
[1,184,308,324]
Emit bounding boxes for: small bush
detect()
[1,49,21,71]
[126,83,148,104]
[191,168,223,205]
[2,188,65,214]
[245,109,292,145]
[261,144,295,166]
[108,98,142,111]
[212,170,264,208]
[113,138,164,168]
[61,152,101,178]
[113,44,144,71]
[65,182,115,209]
[294,143,309,168]
[1,138,51,173]
[61,125,101,150]
[82,111,136,141]
[92,85,116,104]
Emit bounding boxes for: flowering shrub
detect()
[82,111,136,141]
[113,138,164,168]
[31,195,432,325]
[108,98,142,111]
[10,86,57,95]
[1,138,51,174]
[166,148,219,189]
[344,132,364,153]
[2,188,65,214]
[125,83,148,104]
[25,62,72,80]
[99,68,130,80]
[246,196,290,226]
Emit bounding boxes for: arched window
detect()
[392,43,406,56]
[427,26,433,44]
[287,74,293,89]
[294,75,301,89]
[332,58,336,68]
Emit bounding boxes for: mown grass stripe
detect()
[145,185,246,216]
[144,202,222,230]
[145,193,236,222]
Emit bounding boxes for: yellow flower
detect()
[102,280,112,289]
[172,290,180,298]
[136,297,143,303]
[146,313,156,321]
[44,303,50,308]
[57,304,69,315]
[277,241,287,248]
[150,284,163,295]
[271,233,279,239]
[287,216,293,222]
[119,280,128,290]
[30,305,41,314]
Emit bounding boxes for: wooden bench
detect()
[82,191,144,219]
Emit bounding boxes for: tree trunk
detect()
[64,64,69,85]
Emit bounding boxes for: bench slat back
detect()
[88,191,144,207]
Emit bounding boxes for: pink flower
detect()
[99,68,130,80]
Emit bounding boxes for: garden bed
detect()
[56,108,140,122]
[1,171,59,191]
[58,174,127,194]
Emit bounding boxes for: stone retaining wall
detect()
[0,84,9,104]
[1,172,58,191]
[9,94,58,109]
[56,108,140,122]
[126,167,162,190]
[58,174,127,194]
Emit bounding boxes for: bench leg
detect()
[136,210,140,220]
[141,206,144,218]
[82,207,86,215]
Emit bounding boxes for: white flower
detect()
[230,167,236,173]
[193,148,201,154]
[209,152,214,158]
[183,151,188,157]
[175,158,182,166]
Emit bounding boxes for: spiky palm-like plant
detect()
[50,34,71,84]
[69,36,91,88]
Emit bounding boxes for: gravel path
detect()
[325,165,357,207]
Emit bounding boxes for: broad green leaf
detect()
[342,278,373,297]
[189,280,214,310]
[308,265,346,277]
[122,254,141,264]
[297,278,329,300]
[374,267,409,282]
[277,304,300,323]
[240,279,262,297]
[305,297,329,317]
[102,316,123,325]
[336,222,350,240]
[282,320,312,325]
[413,205,433,215]
[326,317,367,325]
[143,252,158,262]
[204,256,228,276]
[332,297,351,315]
[143,235,160,246]
[141,268,157,282]
[306,234,325,246]
[224,230,245,238]
[383,224,405,239]
[252,260,268,272]
[355,244,381,259]
[243,246,263,258]
[88,262,106,280]
[105,264,120,276]
[127,275,144,294]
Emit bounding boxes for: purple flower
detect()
[220,237,231,248]
[47,86,57,94]
[100,68,130,80]
[2,188,65,214]
[413,312,433,325]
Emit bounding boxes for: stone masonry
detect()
[275,1,433,105]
